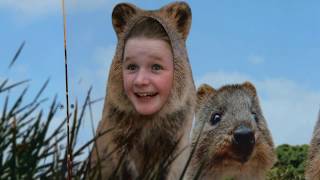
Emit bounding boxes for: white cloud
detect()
[196,71,251,88]
[257,79,320,145]
[248,55,265,65]
[0,0,60,17]
[94,45,116,79]
[69,44,115,152]
[71,45,115,90]
[0,0,118,18]
[67,44,115,129]
[74,45,115,95]
[196,71,320,145]
[68,0,119,12]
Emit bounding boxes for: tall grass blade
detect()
[0,79,9,92]
[0,79,30,93]
[8,41,25,69]
[60,0,72,177]
[179,118,206,180]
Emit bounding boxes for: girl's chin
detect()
[136,108,158,116]
[134,104,161,116]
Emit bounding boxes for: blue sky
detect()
[0,0,319,146]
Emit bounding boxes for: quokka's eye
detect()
[210,113,222,126]
[252,112,258,122]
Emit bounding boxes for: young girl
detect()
[122,18,174,117]
[89,2,196,179]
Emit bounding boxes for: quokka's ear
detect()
[112,3,137,35]
[161,2,192,39]
[197,84,216,107]
[242,81,257,96]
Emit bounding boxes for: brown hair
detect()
[126,17,171,45]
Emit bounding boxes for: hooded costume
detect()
[89,2,196,179]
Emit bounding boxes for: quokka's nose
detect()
[233,125,255,146]
[232,125,255,163]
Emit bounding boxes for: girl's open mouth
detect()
[135,92,158,98]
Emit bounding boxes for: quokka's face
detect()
[194,84,274,168]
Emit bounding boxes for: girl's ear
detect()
[161,2,192,40]
[112,3,137,35]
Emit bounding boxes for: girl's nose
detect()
[134,70,149,86]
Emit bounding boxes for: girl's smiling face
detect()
[123,37,174,116]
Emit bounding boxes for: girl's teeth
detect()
[137,93,154,97]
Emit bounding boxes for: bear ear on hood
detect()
[112,3,138,35]
[161,1,192,40]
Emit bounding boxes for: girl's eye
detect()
[152,64,163,71]
[126,64,137,71]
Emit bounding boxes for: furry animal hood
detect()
[106,1,195,116]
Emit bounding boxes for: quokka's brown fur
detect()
[88,2,196,179]
[187,82,276,180]
[305,110,320,180]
